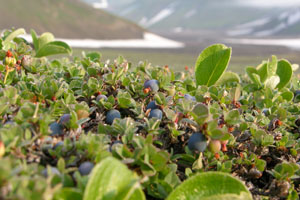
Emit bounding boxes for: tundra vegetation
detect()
[1,28,300,200]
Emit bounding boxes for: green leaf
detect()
[35,41,72,58]
[3,28,26,49]
[54,188,82,200]
[276,59,293,90]
[246,67,261,85]
[256,62,268,83]
[167,172,252,200]
[86,52,101,62]
[216,71,240,85]
[195,44,232,86]
[281,91,294,102]
[268,55,278,76]
[83,157,145,200]
[38,32,54,49]
[192,103,209,121]
[30,29,39,50]
[264,76,280,89]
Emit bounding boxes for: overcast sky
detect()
[239,0,300,7]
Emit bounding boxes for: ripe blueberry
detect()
[78,161,94,176]
[149,109,163,120]
[59,114,71,126]
[144,79,159,92]
[49,122,64,136]
[96,94,108,101]
[106,109,121,125]
[42,167,60,178]
[146,101,159,110]
[188,133,207,152]
[184,94,196,101]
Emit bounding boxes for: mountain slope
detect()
[0,0,144,39]
[228,8,300,37]
[84,0,278,32]
[82,0,300,37]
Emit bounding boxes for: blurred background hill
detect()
[0,0,144,39]
[82,0,300,37]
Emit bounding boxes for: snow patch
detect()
[225,38,300,50]
[227,29,253,36]
[20,32,185,49]
[254,23,286,36]
[92,0,108,9]
[146,8,174,26]
[184,9,196,19]
[236,18,271,29]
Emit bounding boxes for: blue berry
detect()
[78,162,94,176]
[42,167,60,178]
[49,122,64,136]
[188,133,207,152]
[146,101,159,110]
[59,114,71,126]
[149,109,163,120]
[184,94,196,101]
[96,94,108,101]
[144,79,159,92]
[106,109,121,125]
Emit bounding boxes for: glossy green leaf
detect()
[246,67,260,85]
[35,41,72,57]
[264,76,280,89]
[216,71,240,85]
[256,62,268,83]
[83,157,145,200]
[54,188,82,200]
[167,172,252,200]
[195,44,232,86]
[192,103,209,121]
[38,32,55,49]
[30,29,39,50]
[268,55,278,76]
[276,60,293,90]
[281,91,294,102]
[3,28,26,49]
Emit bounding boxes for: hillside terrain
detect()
[84,0,300,37]
[0,0,144,39]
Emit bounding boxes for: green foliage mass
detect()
[1,29,300,200]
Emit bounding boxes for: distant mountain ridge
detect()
[83,0,300,37]
[1,0,144,40]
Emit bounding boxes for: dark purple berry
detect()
[184,94,196,101]
[42,167,60,178]
[146,101,159,110]
[106,109,121,125]
[96,94,108,101]
[59,114,71,126]
[49,122,64,136]
[78,161,94,176]
[149,109,163,120]
[144,79,159,92]
[188,133,207,152]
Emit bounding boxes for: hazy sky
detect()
[240,0,300,7]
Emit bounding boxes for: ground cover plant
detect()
[1,28,300,200]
